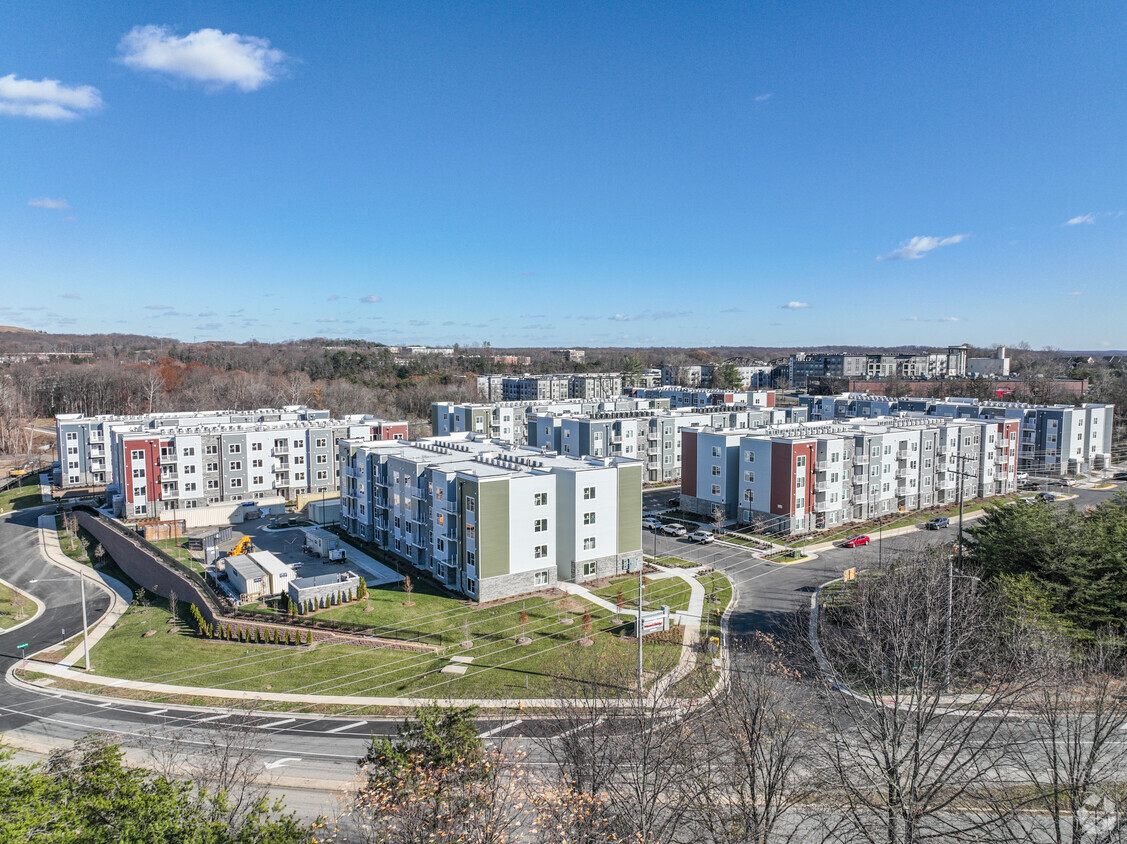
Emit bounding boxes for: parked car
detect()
[642,517,663,530]
[689,529,715,543]
[1114,471,1127,480]
[923,516,950,530]
[661,523,688,537]
[1038,492,1058,502]
[841,534,870,548]
[667,497,680,507]
[1016,471,1029,481]
[1056,478,1077,487]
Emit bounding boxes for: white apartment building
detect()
[339,433,643,602]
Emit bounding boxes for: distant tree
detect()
[710,361,742,390]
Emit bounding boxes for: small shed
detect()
[186,525,234,552]
[244,551,295,595]
[301,526,341,558]
[225,556,269,602]
[307,497,341,525]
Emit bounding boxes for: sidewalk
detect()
[35,513,132,668]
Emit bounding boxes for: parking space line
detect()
[258,718,296,729]
[326,720,368,734]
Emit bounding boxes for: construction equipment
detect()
[229,536,253,556]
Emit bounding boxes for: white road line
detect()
[479,719,523,738]
[553,716,604,739]
[326,720,368,734]
[258,718,296,729]
[94,701,113,708]
[140,708,169,716]
[196,713,230,723]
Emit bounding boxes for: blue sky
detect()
[2,2,1125,349]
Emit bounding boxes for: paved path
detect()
[35,512,132,668]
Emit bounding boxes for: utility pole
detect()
[946,452,972,690]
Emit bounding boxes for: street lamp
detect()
[29,576,91,671]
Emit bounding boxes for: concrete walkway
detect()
[36,513,132,668]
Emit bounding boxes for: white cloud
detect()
[144,304,173,310]
[754,93,773,102]
[0,74,102,120]
[60,292,80,300]
[609,313,639,322]
[409,319,429,326]
[782,301,810,310]
[904,315,919,321]
[1066,291,1082,296]
[28,197,70,210]
[1064,213,1096,226]
[877,233,969,261]
[316,317,337,323]
[118,25,287,92]
[937,316,961,322]
[360,295,382,303]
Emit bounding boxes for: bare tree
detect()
[1005,635,1127,843]
[695,634,821,844]
[814,550,1032,843]
[538,646,707,843]
[167,588,179,623]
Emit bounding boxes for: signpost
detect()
[17,643,28,659]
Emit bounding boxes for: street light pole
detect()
[637,556,644,696]
[946,453,969,690]
[30,576,91,671]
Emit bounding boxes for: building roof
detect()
[292,572,360,589]
[244,551,293,579]
[224,556,266,583]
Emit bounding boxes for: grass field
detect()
[0,581,32,630]
[0,480,43,512]
[87,588,682,700]
[591,574,692,614]
[697,572,732,634]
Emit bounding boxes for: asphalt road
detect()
[1,481,1122,818]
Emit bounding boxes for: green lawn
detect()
[0,480,43,512]
[592,574,692,613]
[0,581,32,630]
[146,537,206,572]
[697,572,732,633]
[87,596,680,700]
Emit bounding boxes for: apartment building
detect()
[339,434,643,602]
[431,397,668,445]
[625,387,778,409]
[787,347,969,389]
[56,406,332,489]
[680,415,1020,535]
[110,416,407,520]
[803,394,1114,476]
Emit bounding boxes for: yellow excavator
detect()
[229,536,253,556]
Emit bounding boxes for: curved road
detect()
[1,482,1121,812]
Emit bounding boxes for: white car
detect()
[661,523,688,537]
[1016,471,1028,481]
[689,530,715,543]
[642,517,663,530]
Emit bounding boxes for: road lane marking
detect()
[553,716,604,739]
[479,719,522,738]
[326,720,368,734]
[258,718,296,729]
[196,713,230,723]
[263,757,302,769]
[140,708,168,716]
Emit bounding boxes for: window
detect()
[534,571,549,587]
[745,451,755,462]
[583,486,596,500]
[133,486,145,497]
[712,446,721,457]
[583,511,596,525]
[182,447,195,456]
[183,464,196,474]
[293,455,305,464]
[229,461,242,471]
[796,455,806,468]
[534,491,548,506]
[534,544,548,558]
[316,454,328,464]
[229,444,241,454]
[230,478,243,488]
[466,525,475,539]
[206,462,217,472]
[207,479,219,489]
[583,561,597,577]
[467,552,476,568]
[67,446,78,455]
[534,518,548,532]
[293,440,302,448]
[583,537,596,550]
[131,449,145,460]
[251,459,262,468]
[132,468,145,478]
[294,472,305,481]
[316,438,327,448]
[710,465,721,477]
[251,442,263,451]
[712,484,721,495]
[66,431,78,441]
[796,477,805,488]
[743,489,754,502]
[183,482,196,492]
[253,476,263,484]
[205,444,218,455]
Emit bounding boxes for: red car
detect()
[842,535,871,548]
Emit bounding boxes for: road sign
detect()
[843,568,856,582]
[17,643,28,649]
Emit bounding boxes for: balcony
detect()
[272,446,288,456]
[853,453,869,464]
[897,449,910,460]
[815,481,831,492]
[815,461,828,471]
